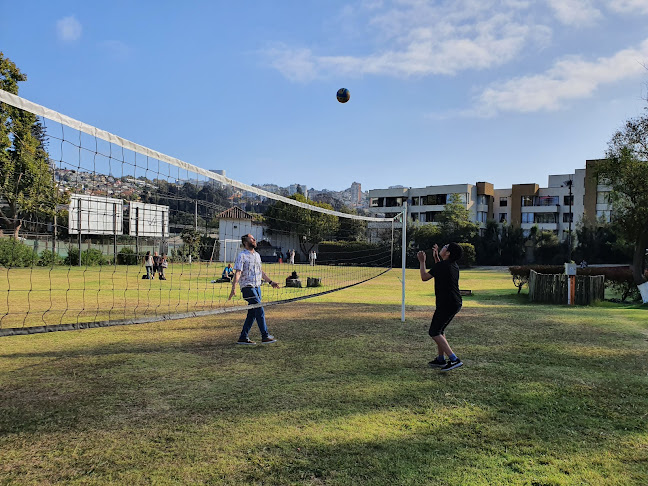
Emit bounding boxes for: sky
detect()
[2,0,648,192]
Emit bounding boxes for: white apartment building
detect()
[367,160,613,241]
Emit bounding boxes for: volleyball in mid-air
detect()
[336,88,350,103]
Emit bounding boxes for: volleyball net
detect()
[0,89,397,336]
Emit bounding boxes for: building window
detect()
[535,196,559,206]
[370,198,381,207]
[477,211,487,223]
[597,191,611,204]
[421,194,447,205]
[521,213,534,224]
[385,197,402,207]
[535,213,556,224]
[452,193,467,204]
[563,195,574,206]
[424,211,440,222]
[477,195,489,205]
[562,213,573,223]
[596,210,612,222]
[499,213,507,223]
[521,196,534,207]
[499,197,508,207]
[411,196,419,206]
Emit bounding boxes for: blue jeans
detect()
[239,286,269,340]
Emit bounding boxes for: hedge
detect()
[317,241,385,266]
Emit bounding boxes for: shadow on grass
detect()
[1,301,647,484]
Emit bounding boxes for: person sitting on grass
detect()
[221,263,234,282]
[417,242,464,372]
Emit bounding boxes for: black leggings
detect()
[429,305,461,337]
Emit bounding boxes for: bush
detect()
[0,238,38,267]
[38,250,63,267]
[65,247,110,266]
[457,243,475,268]
[117,247,139,265]
[317,241,385,266]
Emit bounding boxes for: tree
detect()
[264,194,339,254]
[475,219,501,265]
[0,52,68,238]
[335,206,367,242]
[500,224,525,265]
[596,112,648,287]
[436,194,479,243]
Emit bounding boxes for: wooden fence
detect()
[528,270,605,305]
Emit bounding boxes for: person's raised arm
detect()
[432,244,440,263]
[417,251,432,282]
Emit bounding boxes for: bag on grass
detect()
[142,274,149,279]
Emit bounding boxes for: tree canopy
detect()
[596,112,648,285]
[0,52,68,238]
[264,194,339,253]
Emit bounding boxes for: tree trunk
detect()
[632,230,648,285]
[13,221,22,240]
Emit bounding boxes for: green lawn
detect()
[0,263,384,330]
[1,268,646,485]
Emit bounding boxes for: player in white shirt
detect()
[229,234,280,345]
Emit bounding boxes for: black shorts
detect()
[429,305,461,337]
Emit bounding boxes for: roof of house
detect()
[217,206,254,220]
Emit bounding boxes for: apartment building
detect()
[367,160,612,241]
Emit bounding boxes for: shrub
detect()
[117,247,139,265]
[65,247,110,266]
[38,250,63,267]
[0,238,38,268]
[317,241,384,266]
[457,243,475,268]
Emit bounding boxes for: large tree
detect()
[264,193,339,254]
[596,112,648,288]
[436,193,479,243]
[0,52,67,238]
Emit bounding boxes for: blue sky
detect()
[2,0,648,192]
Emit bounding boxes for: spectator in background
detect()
[144,251,154,279]
[159,253,168,280]
[222,263,234,282]
[153,251,161,278]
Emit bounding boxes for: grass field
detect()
[1,268,647,485]
[0,263,383,330]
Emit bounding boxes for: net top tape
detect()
[0,89,394,222]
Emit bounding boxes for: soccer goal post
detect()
[0,89,398,336]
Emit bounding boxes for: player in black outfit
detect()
[417,242,464,371]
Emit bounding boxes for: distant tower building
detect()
[350,182,362,205]
[288,183,308,199]
[210,169,226,187]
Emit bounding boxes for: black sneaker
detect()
[440,358,463,372]
[237,337,256,345]
[428,358,447,368]
[261,335,277,344]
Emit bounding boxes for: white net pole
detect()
[401,202,407,322]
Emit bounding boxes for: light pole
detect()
[564,179,573,262]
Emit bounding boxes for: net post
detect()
[401,201,407,322]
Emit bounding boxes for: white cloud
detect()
[470,39,648,117]
[99,40,133,61]
[56,15,82,42]
[264,1,546,81]
[606,0,648,14]
[546,0,602,26]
